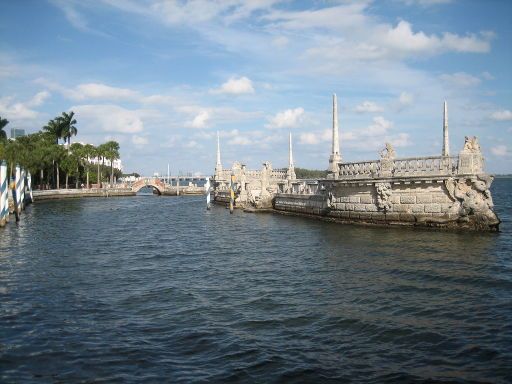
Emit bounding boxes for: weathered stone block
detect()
[335,203,345,210]
[346,203,354,211]
[412,205,425,213]
[340,211,350,219]
[432,194,450,203]
[339,196,350,203]
[400,195,416,204]
[353,204,366,211]
[424,203,441,213]
[385,213,400,221]
[359,212,372,221]
[393,204,412,213]
[400,213,416,222]
[360,195,373,204]
[416,194,432,203]
[349,196,360,203]
[364,204,378,212]
[390,195,401,204]
[349,212,360,219]
[372,212,386,222]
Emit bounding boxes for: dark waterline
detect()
[1,179,511,383]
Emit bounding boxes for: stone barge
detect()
[213,96,500,231]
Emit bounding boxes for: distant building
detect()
[10,128,25,139]
[88,157,123,172]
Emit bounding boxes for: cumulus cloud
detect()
[355,101,384,113]
[491,145,509,156]
[212,76,255,95]
[439,72,481,87]
[0,91,50,121]
[266,107,304,129]
[490,110,512,121]
[71,104,145,133]
[35,78,138,101]
[186,110,210,128]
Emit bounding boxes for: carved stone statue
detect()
[380,142,396,160]
[462,136,481,153]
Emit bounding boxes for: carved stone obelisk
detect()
[328,93,342,177]
[215,131,223,177]
[442,101,450,157]
[287,132,296,180]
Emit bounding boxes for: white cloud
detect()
[299,129,331,145]
[399,0,453,6]
[186,110,210,129]
[491,145,509,156]
[71,104,145,133]
[132,135,148,145]
[36,78,138,101]
[27,91,51,107]
[439,72,481,87]
[490,110,512,121]
[355,101,384,113]
[362,116,393,136]
[212,76,255,95]
[228,136,252,145]
[0,92,49,121]
[266,107,304,129]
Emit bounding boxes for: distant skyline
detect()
[1,0,511,175]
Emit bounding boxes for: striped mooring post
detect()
[229,171,235,214]
[0,160,8,227]
[205,177,211,210]
[20,169,26,210]
[15,164,22,216]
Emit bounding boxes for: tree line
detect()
[0,112,121,189]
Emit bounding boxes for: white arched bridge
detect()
[129,176,208,195]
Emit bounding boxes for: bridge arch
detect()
[131,178,165,195]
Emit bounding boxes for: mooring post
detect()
[229,171,235,214]
[176,176,180,196]
[205,177,211,210]
[27,171,34,204]
[11,174,20,222]
[20,169,26,210]
[15,164,22,215]
[0,160,7,227]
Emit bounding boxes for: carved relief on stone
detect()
[375,182,392,212]
[445,176,496,219]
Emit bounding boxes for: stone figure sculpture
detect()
[375,182,392,212]
[380,143,396,160]
[462,136,481,153]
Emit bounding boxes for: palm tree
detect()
[0,116,9,141]
[60,111,78,150]
[96,144,108,188]
[43,117,66,189]
[69,142,84,189]
[82,144,95,188]
[103,141,120,187]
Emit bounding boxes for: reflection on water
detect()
[0,179,511,383]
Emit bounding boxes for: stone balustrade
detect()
[336,155,474,179]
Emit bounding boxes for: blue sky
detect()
[1,0,511,175]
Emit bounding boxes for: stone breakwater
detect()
[32,188,135,201]
[273,174,500,232]
[212,97,501,231]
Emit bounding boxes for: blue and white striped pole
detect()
[205,177,211,210]
[20,169,26,210]
[15,164,21,215]
[0,160,7,227]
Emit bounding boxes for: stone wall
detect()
[274,175,500,231]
